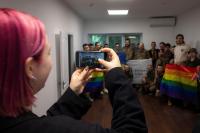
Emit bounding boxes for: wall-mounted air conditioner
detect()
[149,16,176,27]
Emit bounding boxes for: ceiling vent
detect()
[149,16,176,27]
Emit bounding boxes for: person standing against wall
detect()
[122,39,134,60]
[174,34,190,65]
[134,42,150,60]
[149,41,159,69]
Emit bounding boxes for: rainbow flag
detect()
[160,64,198,104]
[84,71,104,92]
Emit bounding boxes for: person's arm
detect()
[56,67,147,133]
[97,48,147,133]
[48,48,147,133]
[105,67,147,133]
[47,67,147,133]
[47,87,91,120]
[47,67,93,119]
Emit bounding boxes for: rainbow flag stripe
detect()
[160,64,198,104]
[84,71,104,92]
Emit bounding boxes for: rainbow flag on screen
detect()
[84,71,104,92]
[160,64,198,104]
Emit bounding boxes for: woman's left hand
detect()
[70,67,93,95]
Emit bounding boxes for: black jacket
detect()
[0,68,147,133]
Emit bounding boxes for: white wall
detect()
[0,0,83,116]
[83,19,175,49]
[175,6,200,52]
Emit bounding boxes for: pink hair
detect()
[0,8,46,117]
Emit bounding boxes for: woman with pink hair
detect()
[0,8,147,133]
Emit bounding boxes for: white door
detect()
[55,32,69,97]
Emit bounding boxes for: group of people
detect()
[140,35,200,107]
[83,34,200,107]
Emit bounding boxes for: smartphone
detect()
[75,51,107,68]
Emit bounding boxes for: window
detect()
[88,34,107,45]
[108,35,122,49]
[88,33,142,49]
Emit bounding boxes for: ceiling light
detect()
[108,10,129,15]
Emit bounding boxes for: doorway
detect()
[55,32,74,97]
[68,34,74,78]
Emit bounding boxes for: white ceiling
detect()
[64,0,200,20]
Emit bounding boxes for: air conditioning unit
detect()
[149,16,176,27]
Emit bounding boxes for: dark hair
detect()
[188,48,198,54]
[82,43,88,48]
[89,43,94,46]
[176,34,184,39]
[160,42,165,45]
[125,39,130,42]
[165,43,171,48]
[95,42,99,46]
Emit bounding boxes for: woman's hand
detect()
[70,67,93,95]
[97,48,121,71]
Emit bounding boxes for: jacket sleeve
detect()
[105,67,147,133]
[46,67,147,133]
[47,88,92,120]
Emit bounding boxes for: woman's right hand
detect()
[70,67,93,95]
[98,48,121,71]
